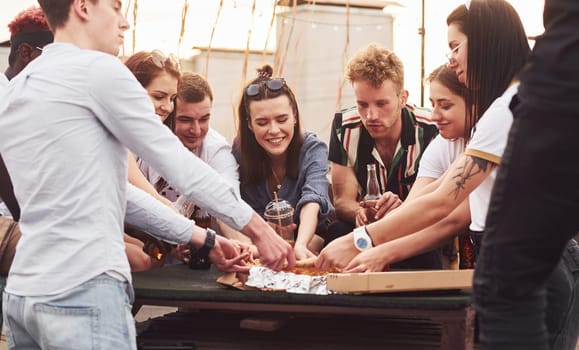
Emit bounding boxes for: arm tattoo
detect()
[449,156,490,199]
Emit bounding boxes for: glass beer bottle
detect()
[364,164,381,223]
[365,164,381,200]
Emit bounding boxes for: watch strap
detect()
[194,228,216,258]
[353,225,374,251]
[189,228,216,270]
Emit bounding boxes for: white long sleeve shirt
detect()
[139,128,240,202]
[0,43,253,296]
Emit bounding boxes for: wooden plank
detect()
[239,316,288,332]
[137,311,449,350]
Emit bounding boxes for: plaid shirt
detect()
[328,104,438,200]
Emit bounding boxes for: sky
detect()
[0,0,277,54]
[0,0,544,103]
[0,0,544,51]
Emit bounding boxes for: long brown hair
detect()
[236,65,304,187]
[426,65,467,100]
[447,0,530,140]
[124,50,181,128]
[124,50,180,90]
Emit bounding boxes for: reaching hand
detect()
[357,192,402,224]
[208,235,250,273]
[231,240,259,259]
[316,233,359,270]
[343,245,390,272]
[243,213,295,271]
[373,192,402,220]
[355,204,375,226]
[170,244,191,263]
[293,244,316,261]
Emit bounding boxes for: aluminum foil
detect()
[245,266,329,295]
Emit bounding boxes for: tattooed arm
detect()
[369,153,495,245]
[318,153,496,269]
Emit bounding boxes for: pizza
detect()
[249,256,340,276]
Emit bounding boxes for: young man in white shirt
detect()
[0,1,293,348]
[140,71,254,247]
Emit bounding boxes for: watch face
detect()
[356,237,368,250]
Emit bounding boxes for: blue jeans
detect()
[2,274,137,350]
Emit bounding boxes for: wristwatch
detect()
[189,228,216,270]
[353,226,374,251]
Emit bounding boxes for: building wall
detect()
[0,48,9,73]
[275,4,394,145]
[188,4,394,146]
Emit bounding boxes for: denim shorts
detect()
[2,273,136,350]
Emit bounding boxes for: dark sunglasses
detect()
[245,78,286,97]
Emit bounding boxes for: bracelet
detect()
[196,228,216,258]
[189,228,216,270]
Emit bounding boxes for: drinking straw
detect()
[273,190,283,234]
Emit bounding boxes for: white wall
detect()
[0,47,9,73]
[275,4,394,145]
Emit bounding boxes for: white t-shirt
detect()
[140,128,240,202]
[464,83,519,231]
[0,43,253,296]
[417,135,466,179]
[416,84,519,232]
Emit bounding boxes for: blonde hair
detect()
[345,43,404,92]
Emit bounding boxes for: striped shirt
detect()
[328,104,438,200]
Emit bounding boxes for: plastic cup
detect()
[264,199,295,245]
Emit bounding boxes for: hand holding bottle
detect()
[358,192,402,224]
[359,164,381,225]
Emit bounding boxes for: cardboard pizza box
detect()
[326,269,474,294]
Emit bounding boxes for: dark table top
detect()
[132,264,473,311]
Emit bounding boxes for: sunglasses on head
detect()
[245,78,286,97]
[147,50,180,70]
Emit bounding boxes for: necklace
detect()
[271,168,282,193]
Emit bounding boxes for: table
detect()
[132,265,475,350]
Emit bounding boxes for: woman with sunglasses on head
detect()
[124,50,180,208]
[125,51,178,186]
[233,65,334,260]
[122,50,189,271]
